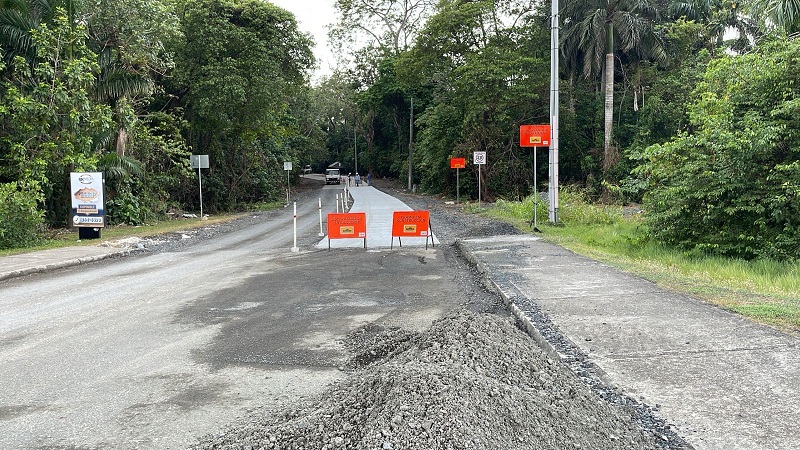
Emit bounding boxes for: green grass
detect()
[486,193,800,334]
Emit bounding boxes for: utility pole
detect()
[408,96,414,191]
[354,125,358,175]
[549,0,560,224]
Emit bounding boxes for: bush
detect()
[633,37,800,260]
[0,182,45,249]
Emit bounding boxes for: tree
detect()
[633,36,800,259]
[331,0,435,55]
[667,0,713,21]
[0,10,114,225]
[747,0,800,33]
[396,0,549,198]
[171,0,314,210]
[561,0,667,177]
[0,0,79,65]
[85,0,180,157]
[330,0,436,83]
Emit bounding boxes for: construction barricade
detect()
[391,210,434,250]
[327,212,367,249]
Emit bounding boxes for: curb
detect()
[456,238,616,387]
[456,238,560,359]
[0,249,141,282]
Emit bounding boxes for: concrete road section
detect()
[458,234,800,450]
[316,185,439,250]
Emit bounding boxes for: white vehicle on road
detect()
[325,168,340,184]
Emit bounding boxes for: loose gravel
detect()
[192,309,660,450]
[183,180,691,450]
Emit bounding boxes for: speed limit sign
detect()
[473,151,487,165]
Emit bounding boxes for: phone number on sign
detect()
[74,216,104,224]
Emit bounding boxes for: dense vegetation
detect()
[1,0,799,261]
[0,0,317,248]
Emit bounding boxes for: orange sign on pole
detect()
[450,157,466,169]
[391,210,433,249]
[327,212,367,249]
[520,125,551,147]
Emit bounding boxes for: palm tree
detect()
[92,46,154,156]
[562,0,667,174]
[746,0,800,33]
[1,0,154,159]
[0,0,78,64]
[667,0,713,21]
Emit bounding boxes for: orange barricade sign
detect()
[327,212,367,249]
[391,210,434,249]
[450,157,466,169]
[520,124,551,147]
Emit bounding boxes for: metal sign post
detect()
[520,125,551,231]
[284,161,292,205]
[533,149,540,231]
[450,157,466,204]
[190,155,209,218]
[473,152,486,207]
[291,202,299,253]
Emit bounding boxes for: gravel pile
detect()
[120,179,686,449]
[192,309,660,450]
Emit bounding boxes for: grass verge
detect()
[0,212,249,258]
[482,192,800,335]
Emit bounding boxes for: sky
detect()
[269,0,338,80]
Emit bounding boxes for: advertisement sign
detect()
[520,124,551,147]
[70,172,105,228]
[450,157,466,169]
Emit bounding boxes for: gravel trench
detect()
[151,180,690,450]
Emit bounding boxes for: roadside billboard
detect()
[70,172,105,228]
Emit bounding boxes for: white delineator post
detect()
[291,202,299,252]
[198,166,203,219]
[336,194,340,213]
[318,198,324,236]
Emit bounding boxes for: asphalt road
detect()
[0,177,489,449]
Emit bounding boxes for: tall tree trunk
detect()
[603,21,615,173]
[116,127,128,157]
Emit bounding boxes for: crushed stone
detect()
[192,309,661,450]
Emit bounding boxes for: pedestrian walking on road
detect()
[355,173,361,186]
[348,173,352,186]
[367,172,371,186]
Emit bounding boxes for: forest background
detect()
[1,0,799,262]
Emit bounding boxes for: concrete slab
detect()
[315,186,439,250]
[459,234,800,450]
